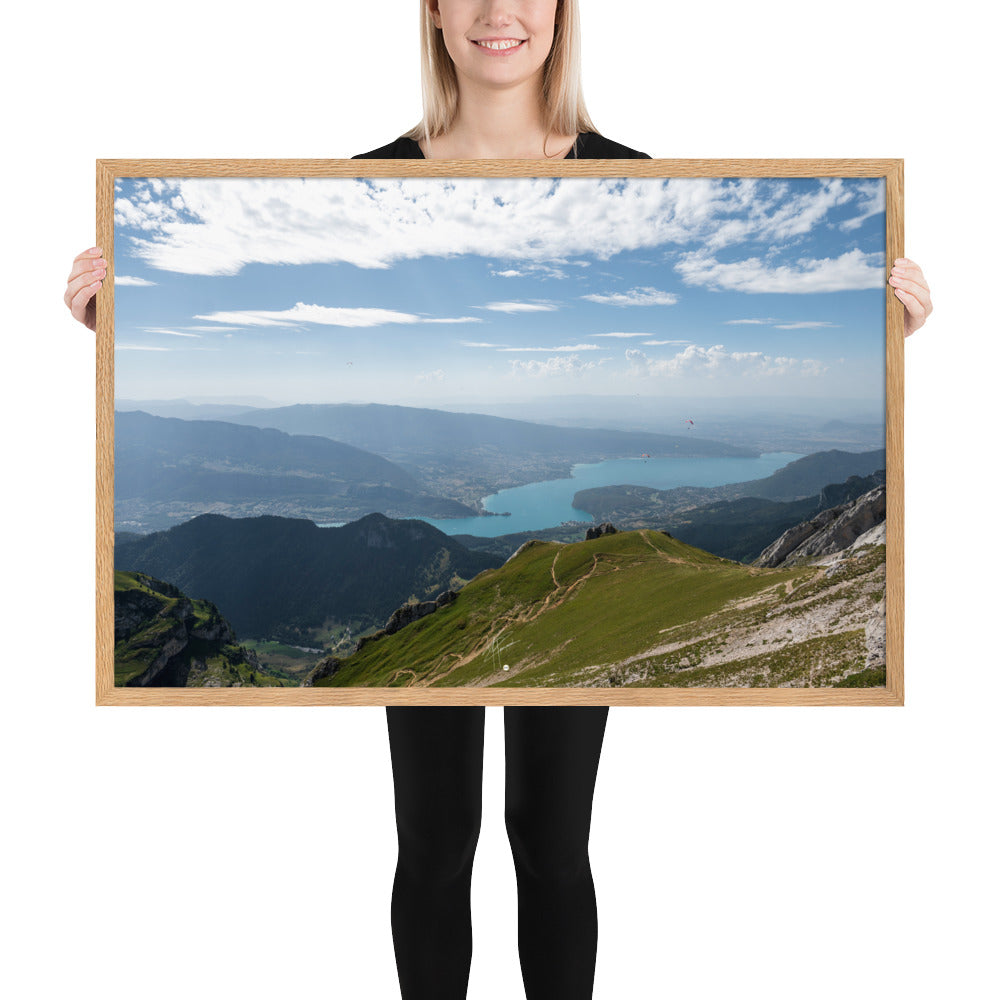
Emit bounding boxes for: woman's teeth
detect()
[475,39,525,50]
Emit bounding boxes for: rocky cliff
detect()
[355,590,459,652]
[754,485,886,568]
[114,571,278,687]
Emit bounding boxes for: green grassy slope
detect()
[316,529,884,689]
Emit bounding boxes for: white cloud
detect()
[115,275,157,287]
[675,248,885,293]
[461,341,506,348]
[773,321,839,329]
[625,344,828,378]
[497,344,603,352]
[141,327,202,338]
[174,325,245,332]
[416,369,446,383]
[115,344,169,351]
[114,176,884,277]
[481,301,558,313]
[642,339,689,346]
[529,264,568,280]
[723,318,837,329]
[492,262,570,280]
[590,332,650,339]
[839,181,886,232]
[509,354,597,377]
[192,302,476,328]
[581,286,678,307]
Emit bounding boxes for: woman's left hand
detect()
[888,258,933,337]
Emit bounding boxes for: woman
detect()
[65,2,933,998]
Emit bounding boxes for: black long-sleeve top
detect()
[352,132,651,160]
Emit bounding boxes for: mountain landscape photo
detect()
[110,173,889,687]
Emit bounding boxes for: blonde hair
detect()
[403,0,600,155]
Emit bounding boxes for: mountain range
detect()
[114,409,478,531]
[115,512,503,646]
[218,402,759,504]
[453,452,887,562]
[573,447,884,521]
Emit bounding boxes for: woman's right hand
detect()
[64,247,107,331]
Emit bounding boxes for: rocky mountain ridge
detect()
[754,484,886,567]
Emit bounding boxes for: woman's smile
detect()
[471,36,528,55]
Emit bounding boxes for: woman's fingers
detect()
[888,257,933,337]
[67,246,104,282]
[64,268,104,314]
[891,284,922,309]
[64,265,105,304]
[890,259,929,291]
[888,275,925,298]
[65,246,106,329]
[66,255,107,287]
[891,284,932,337]
[67,275,103,330]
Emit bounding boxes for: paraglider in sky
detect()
[684,418,694,430]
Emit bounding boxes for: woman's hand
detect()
[64,247,107,331]
[889,258,933,338]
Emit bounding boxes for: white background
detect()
[2,2,995,997]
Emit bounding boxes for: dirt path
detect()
[387,667,418,685]
[638,530,687,563]
[419,548,609,686]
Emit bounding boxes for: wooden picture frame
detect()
[96,158,903,706]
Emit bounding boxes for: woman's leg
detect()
[504,705,610,1000]
[386,705,486,1000]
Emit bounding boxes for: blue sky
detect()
[113,175,886,407]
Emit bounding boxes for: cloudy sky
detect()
[113,175,887,406]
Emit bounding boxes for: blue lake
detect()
[419,452,804,537]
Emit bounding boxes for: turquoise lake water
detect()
[418,452,803,537]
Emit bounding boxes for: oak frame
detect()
[96,157,904,706]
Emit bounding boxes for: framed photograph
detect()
[96,158,903,706]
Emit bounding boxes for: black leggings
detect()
[386,705,610,1000]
